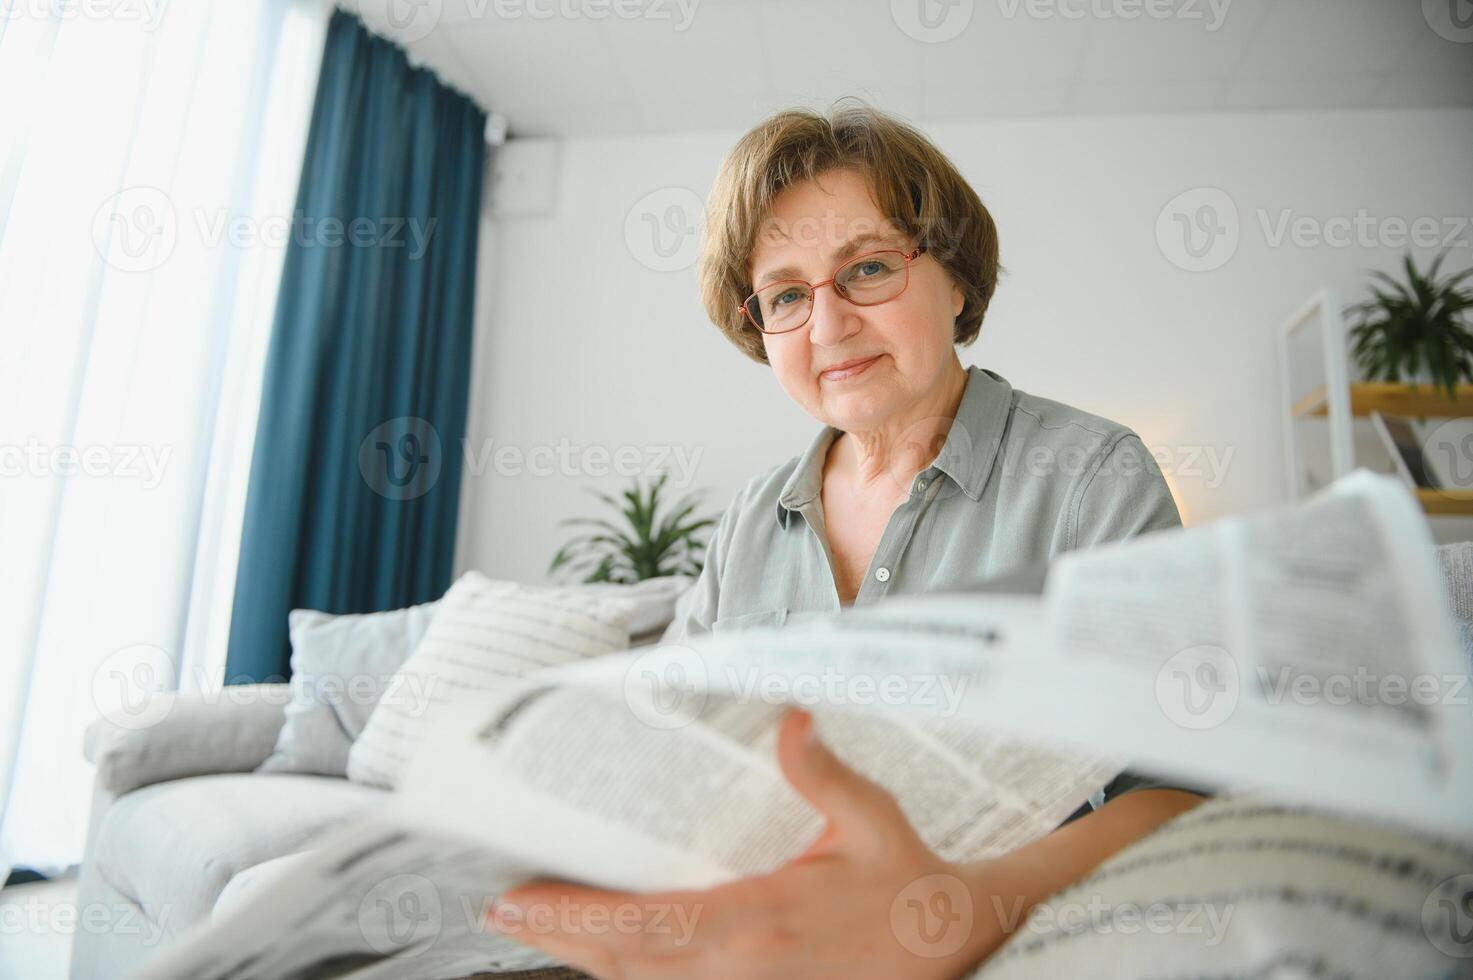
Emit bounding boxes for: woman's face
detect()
[748,169,964,433]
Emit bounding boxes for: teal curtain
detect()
[225,10,485,681]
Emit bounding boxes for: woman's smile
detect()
[819,353,882,383]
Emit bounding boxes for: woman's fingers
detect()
[484,712,941,979]
[492,871,806,973]
[491,879,716,961]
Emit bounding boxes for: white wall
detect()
[453,108,1473,584]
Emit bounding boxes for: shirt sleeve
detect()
[1070,432,1183,551]
[1059,768,1215,827]
[1061,435,1204,824]
[655,486,743,646]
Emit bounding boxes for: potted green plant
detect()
[548,471,717,584]
[1347,251,1473,401]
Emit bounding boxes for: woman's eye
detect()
[851,260,885,278]
[773,289,801,307]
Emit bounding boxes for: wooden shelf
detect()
[1291,382,1473,418]
[1417,489,1473,516]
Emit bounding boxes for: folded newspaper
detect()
[133,470,1473,979]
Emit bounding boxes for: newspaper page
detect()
[131,813,560,980]
[579,471,1472,837]
[137,470,1468,980]
[134,596,1115,980]
[1033,469,1473,835]
[404,664,1120,897]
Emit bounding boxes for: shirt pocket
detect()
[711,607,788,634]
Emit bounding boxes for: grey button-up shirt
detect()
[657,364,1202,817]
[661,365,1181,643]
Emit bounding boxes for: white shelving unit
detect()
[1278,288,1473,516]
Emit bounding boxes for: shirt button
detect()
[915,479,928,493]
[875,567,891,583]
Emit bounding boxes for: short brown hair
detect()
[698,99,1001,365]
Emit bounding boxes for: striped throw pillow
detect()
[346,571,635,789]
[973,794,1473,978]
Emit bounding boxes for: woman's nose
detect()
[806,286,860,348]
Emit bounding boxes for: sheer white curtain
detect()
[0,0,330,878]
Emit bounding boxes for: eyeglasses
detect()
[739,244,928,335]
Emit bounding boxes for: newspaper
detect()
[133,470,1473,979]
[567,469,1472,835]
[132,603,1114,979]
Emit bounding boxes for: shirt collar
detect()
[776,365,1014,529]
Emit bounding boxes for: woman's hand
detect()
[487,708,1204,979]
[487,708,1000,979]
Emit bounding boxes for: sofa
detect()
[70,574,698,980]
[69,547,1473,979]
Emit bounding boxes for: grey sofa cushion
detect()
[85,684,291,796]
[91,772,387,936]
[258,579,695,779]
[259,602,442,777]
[211,848,309,920]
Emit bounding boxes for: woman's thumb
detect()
[775,708,908,852]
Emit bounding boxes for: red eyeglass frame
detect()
[738,244,929,335]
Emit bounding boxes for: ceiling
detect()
[346,0,1473,137]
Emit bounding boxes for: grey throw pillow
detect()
[257,600,441,776]
[256,577,695,778]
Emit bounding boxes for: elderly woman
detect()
[497,103,1204,977]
